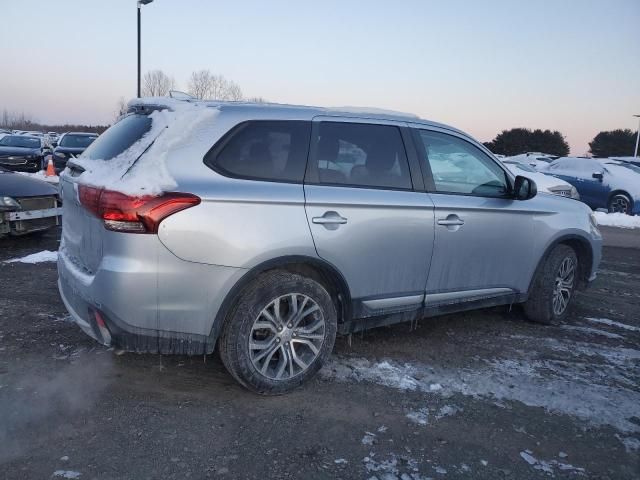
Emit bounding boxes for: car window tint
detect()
[82,114,152,161]
[208,121,311,182]
[313,122,412,190]
[418,130,509,197]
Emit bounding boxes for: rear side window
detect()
[312,122,412,190]
[205,121,311,183]
[82,114,152,160]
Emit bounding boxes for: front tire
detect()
[608,192,633,215]
[218,271,337,394]
[524,244,578,325]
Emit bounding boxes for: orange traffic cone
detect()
[45,156,56,177]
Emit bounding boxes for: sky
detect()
[1,0,638,154]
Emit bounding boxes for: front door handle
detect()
[312,211,347,230]
[437,215,464,230]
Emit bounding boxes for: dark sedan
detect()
[0,135,50,173]
[52,132,98,173]
[0,167,62,236]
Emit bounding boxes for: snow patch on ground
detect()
[52,471,81,479]
[75,105,219,196]
[322,335,640,433]
[615,434,640,453]
[4,250,58,264]
[406,408,429,426]
[594,212,640,229]
[561,324,624,340]
[585,317,640,333]
[361,432,376,445]
[519,450,585,476]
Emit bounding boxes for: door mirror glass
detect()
[592,171,604,181]
[513,175,537,200]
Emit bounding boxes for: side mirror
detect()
[513,175,537,200]
[51,142,58,148]
[592,172,603,182]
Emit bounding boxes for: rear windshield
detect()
[0,135,41,149]
[81,114,152,160]
[60,134,97,148]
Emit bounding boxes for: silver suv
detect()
[58,99,602,394]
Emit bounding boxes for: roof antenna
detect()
[168,90,196,101]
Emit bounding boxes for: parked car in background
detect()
[0,135,50,173]
[52,132,98,173]
[545,157,640,215]
[58,98,602,394]
[504,152,558,170]
[0,166,61,236]
[610,156,640,168]
[503,160,579,199]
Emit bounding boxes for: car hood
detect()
[0,170,58,197]
[0,146,41,156]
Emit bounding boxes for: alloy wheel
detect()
[609,195,631,214]
[552,256,575,316]
[249,293,325,380]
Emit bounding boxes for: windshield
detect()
[81,114,152,160]
[60,134,98,148]
[0,135,41,149]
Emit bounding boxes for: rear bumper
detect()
[57,236,246,355]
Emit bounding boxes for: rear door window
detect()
[310,122,412,190]
[205,121,311,183]
[81,114,152,160]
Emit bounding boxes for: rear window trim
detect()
[203,120,312,185]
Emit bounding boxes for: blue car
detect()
[544,157,640,215]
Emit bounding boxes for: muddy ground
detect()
[0,227,638,479]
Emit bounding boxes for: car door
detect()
[304,117,435,317]
[412,127,539,304]
[547,159,608,208]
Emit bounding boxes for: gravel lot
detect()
[1,227,639,479]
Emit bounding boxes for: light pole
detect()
[634,114,640,158]
[137,0,154,98]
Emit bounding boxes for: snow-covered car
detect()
[503,153,558,170]
[545,157,640,215]
[503,161,579,199]
[0,166,62,236]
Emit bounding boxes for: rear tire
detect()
[524,244,578,325]
[218,270,337,394]
[608,192,633,215]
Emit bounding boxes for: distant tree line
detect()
[1,109,108,134]
[484,127,639,158]
[483,128,570,157]
[588,129,637,158]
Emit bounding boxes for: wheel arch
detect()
[528,234,594,293]
[208,255,352,346]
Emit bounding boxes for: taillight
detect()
[78,185,200,234]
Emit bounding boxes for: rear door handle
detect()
[312,211,347,229]
[437,215,464,229]
[437,218,464,226]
